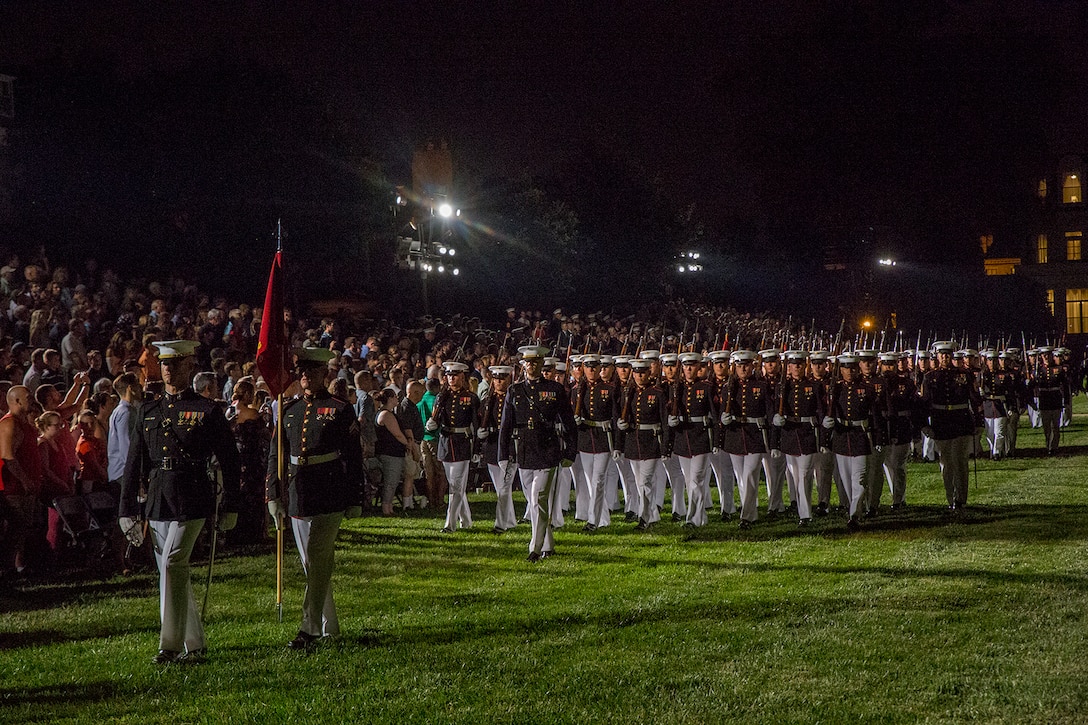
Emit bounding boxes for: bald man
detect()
[0,386,44,576]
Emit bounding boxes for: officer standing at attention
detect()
[427,361,479,533]
[499,346,576,561]
[266,347,364,651]
[119,340,241,664]
[920,342,982,511]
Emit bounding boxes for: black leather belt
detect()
[159,457,204,471]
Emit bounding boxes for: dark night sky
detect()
[2,1,1087,289]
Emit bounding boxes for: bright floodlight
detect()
[438,203,454,218]
[448,248,455,256]
[677,265,685,273]
[438,265,445,273]
[452,268,460,276]
[878,258,896,266]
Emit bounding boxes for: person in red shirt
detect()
[0,386,44,575]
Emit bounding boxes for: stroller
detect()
[51,491,120,574]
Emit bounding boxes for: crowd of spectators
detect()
[0,245,799,583]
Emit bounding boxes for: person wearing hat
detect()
[427,361,479,533]
[610,355,639,522]
[479,365,516,532]
[979,350,1012,461]
[719,350,773,529]
[498,346,576,560]
[119,340,242,664]
[823,354,880,531]
[758,349,788,517]
[616,358,668,531]
[656,352,687,522]
[856,349,889,519]
[669,352,717,527]
[265,346,364,651]
[1029,347,1065,456]
[572,354,617,532]
[920,342,983,511]
[772,351,823,526]
[999,349,1025,457]
[874,352,919,511]
[807,351,845,516]
[707,350,739,521]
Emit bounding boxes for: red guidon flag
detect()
[256,250,290,397]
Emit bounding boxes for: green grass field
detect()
[3,408,1088,724]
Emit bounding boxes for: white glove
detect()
[610,450,621,461]
[921,426,934,439]
[874,445,883,453]
[118,516,144,547]
[477,427,489,440]
[574,415,586,426]
[720,413,736,426]
[498,459,509,469]
[772,413,786,427]
[712,446,720,455]
[617,419,630,431]
[668,415,680,427]
[819,446,830,454]
[822,416,836,430]
[344,505,362,519]
[218,512,238,532]
[770,449,783,459]
[425,418,438,432]
[471,453,481,464]
[267,499,286,529]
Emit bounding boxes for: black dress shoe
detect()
[814,504,829,517]
[720,511,732,522]
[624,511,637,523]
[540,551,553,559]
[864,508,878,519]
[847,517,861,532]
[152,649,180,664]
[798,518,810,528]
[491,526,504,534]
[635,519,649,531]
[526,552,541,563]
[178,648,207,664]
[581,523,597,533]
[738,519,752,530]
[440,526,454,534]
[288,631,320,651]
[671,512,683,522]
[682,521,696,530]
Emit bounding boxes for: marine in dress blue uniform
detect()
[119,340,241,664]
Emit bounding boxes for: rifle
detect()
[679,320,687,354]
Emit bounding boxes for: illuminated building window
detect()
[1063,173,1082,203]
[1066,289,1088,333]
[1068,231,1083,261]
[1037,234,1048,264]
[1048,289,1056,317]
[1038,179,1048,199]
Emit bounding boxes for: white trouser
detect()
[1062,402,1072,428]
[1006,410,1020,454]
[522,467,561,554]
[442,460,473,530]
[984,416,1008,458]
[834,454,867,518]
[814,449,844,508]
[678,454,710,526]
[488,461,517,530]
[629,458,661,524]
[1040,409,1061,452]
[579,451,612,528]
[880,443,909,507]
[1027,403,1039,428]
[784,453,814,520]
[292,511,343,638]
[709,449,737,514]
[615,454,636,514]
[934,435,972,506]
[605,457,621,511]
[662,455,686,516]
[730,453,764,523]
[150,518,206,654]
[761,451,786,512]
[571,455,589,519]
[652,460,667,510]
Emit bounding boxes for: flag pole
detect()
[276,391,285,623]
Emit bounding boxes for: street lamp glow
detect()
[438,203,454,218]
[438,246,447,255]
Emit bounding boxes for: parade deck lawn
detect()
[3,408,1088,724]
